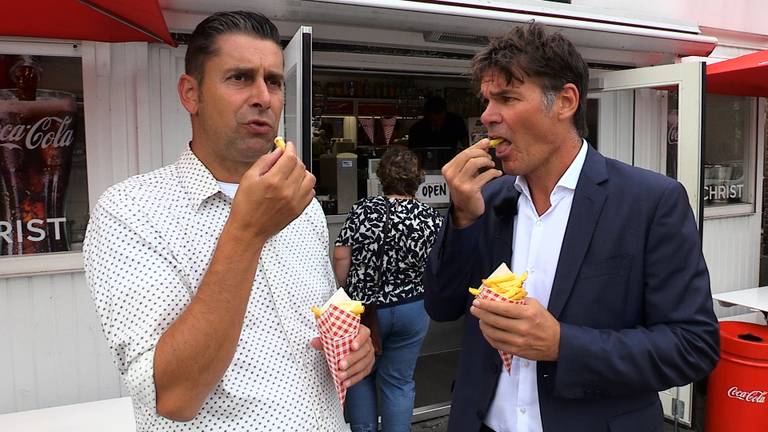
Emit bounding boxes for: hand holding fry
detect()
[469,263,528,372]
[311,288,370,405]
[441,138,502,228]
[230,139,316,240]
[471,296,560,362]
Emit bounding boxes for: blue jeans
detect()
[345,300,430,432]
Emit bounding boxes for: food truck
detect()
[1,0,767,428]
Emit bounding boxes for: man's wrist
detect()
[451,208,478,229]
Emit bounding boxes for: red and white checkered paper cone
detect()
[476,288,525,374]
[316,303,361,406]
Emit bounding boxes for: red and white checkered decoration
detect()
[316,303,361,406]
[476,288,525,373]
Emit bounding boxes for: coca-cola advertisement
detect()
[0,56,76,255]
[727,386,768,404]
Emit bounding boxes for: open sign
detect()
[416,175,450,204]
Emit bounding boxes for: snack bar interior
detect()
[311,69,484,215]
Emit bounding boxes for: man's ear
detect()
[178,74,200,115]
[557,83,579,121]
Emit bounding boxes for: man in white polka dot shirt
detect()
[84,11,374,431]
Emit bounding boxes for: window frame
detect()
[702,96,760,219]
[0,39,87,278]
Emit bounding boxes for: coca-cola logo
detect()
[0,115,74,150]
[727,386,767,404]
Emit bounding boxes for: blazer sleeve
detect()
[423,210,482,322]
[552,181,720,398]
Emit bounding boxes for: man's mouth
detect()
[243,119,272,135]
[490,137,512,157]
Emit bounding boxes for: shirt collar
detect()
[558,139,588,191]
[175,149,225,209]
[514,139,588,196]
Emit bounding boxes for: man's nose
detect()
[480,103,500,126]
[248,79,272,109]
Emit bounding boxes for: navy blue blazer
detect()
[424,146,719,432]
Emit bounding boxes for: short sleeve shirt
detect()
[335,196,443,305]
[84,150,348,431]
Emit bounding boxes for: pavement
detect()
[411,416,450,431]
[410,415,699,432]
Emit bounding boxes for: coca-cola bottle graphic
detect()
[0,56,76,255]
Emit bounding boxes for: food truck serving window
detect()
[702,94,756,213]
[0,53,89,258]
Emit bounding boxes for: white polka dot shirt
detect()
[84,150,349,431]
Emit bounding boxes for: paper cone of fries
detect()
[312,289,364,406]
[469,263,527,373]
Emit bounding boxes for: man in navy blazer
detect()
[424,23,719,432]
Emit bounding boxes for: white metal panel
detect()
[82,41,162,208]
[704,211,762,319]
[590,90,633,164]
[633,89,668,173]
[150,44,191,165]
[160,1,717,56]
[0,273,123,415]
[0,396,134,432]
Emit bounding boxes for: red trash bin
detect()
[705,321,768,432]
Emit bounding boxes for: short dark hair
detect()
[377,146,424,197]
[185,11,281,82]
[471,22,589,138]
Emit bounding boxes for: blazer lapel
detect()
[548,148,608,319]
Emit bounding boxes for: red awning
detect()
[0,0,176,46]
[707,50,768,97]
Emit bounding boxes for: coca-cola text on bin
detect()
[727,386,768,404]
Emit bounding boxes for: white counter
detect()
[713,286,768,313]
[0,397,134,432]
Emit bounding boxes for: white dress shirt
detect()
[485,141,588,432]
[84,150,349,432]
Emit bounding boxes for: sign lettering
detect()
[727,387,767,404]
[0,115,74,150]
[0,218,67,243]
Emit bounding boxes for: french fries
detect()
[469,263,527,300]
[274,136,286,151]
[311,288,365,318]
[488,137,504,148]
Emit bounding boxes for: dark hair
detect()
[377,146,424,196]
[185,11,281,82]
[471,22,589,138]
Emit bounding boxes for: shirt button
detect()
[536,220,542,226]
[522,361,528,368]
[520,407,526,414]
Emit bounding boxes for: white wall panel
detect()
[0,273,123,414]
[704,214,762,318]
[149,44,192,165]
[82,41,164,208]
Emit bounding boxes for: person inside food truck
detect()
[408,95,469,169]
[424,22,719,432]
[84,10,373,431]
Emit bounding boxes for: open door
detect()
[589,62,705,225]
[588,61,705,426]
[281,26,313,168]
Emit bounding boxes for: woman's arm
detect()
[332,245,352,288]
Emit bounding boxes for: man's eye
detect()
[229,74,248,82]
[267,78,284,89]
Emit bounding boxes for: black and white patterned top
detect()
[83,150,348,431]
[335,196,444,305]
